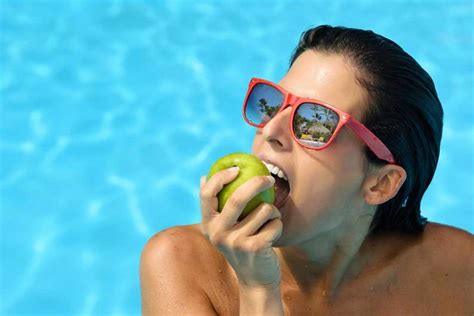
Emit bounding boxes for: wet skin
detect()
[140,51,474,315]
[140,222,472,315]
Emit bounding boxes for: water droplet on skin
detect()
[321,290,327,297]
[284,295,291,300]
[218,269,223,273]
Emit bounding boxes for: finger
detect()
[247,218,283,248]
[200,175,207,190]
[199,175,210,239]
[200,167,240,222]
[219,175,275,230]
[233,203,281,237]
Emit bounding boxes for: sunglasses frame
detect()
[242,78,397,164]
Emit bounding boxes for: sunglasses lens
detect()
[293,103,340,148]
[245,83,284,125]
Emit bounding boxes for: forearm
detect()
[239,284,284,316]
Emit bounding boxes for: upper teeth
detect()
[261,161,288,181]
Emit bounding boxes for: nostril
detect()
[265,136,282,146]
[271,139,283,146]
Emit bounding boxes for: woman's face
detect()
[252,50,374,245]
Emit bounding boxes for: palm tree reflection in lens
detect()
[295,103,339,148]
[257,98,282,124]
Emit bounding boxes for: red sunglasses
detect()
[242,78,396,164]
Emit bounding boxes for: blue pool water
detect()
[1,1,472,314]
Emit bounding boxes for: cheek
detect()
[323,132,366,184]
[251,135,259,153]
[280,158,365,241]
[293,153,363,215]
[290,178,358,235]
[296,173,345,211]
[251,130,265,152]
[337,130,367,170]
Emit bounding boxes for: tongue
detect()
[274,176,290,208]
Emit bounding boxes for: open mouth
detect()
[273,174,290,209]
[260,158,291,209]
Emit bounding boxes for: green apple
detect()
[207,152,275,220]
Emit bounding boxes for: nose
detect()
[261,105,293,148]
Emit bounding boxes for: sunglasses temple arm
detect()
[347,119,397,164]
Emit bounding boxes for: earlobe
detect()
[363,165,407,206]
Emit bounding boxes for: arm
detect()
[200,171,285,315]
[239,283,284,316]
[139,228,218,315]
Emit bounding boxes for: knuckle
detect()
[273,208,282,219]
[260,204,273,217]
[227,234,242,250]
[246,241,263,254]
[209,230,226,246]
[273,218,283,229]
[273,220,283,240]
[200,188,211,199]
[226,195,243,209]
[255,203,275,219]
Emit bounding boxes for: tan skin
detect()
[140,50,474,315]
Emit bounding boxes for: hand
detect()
[200,167,283,289]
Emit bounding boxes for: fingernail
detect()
[267,176,275,184]
[228,166,240,173]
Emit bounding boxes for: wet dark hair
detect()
[289,25,443,235]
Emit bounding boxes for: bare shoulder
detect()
[140,223,226,284]
[414,221,473,277]
[140,224,230,314]
[141,223,205,257]
[421,221,473,264]
[140,223,216,315]
[408,222,473,311]
[361,222,473,314]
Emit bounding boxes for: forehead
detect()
[278,50,369,121]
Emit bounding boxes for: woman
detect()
[140,25,472,315]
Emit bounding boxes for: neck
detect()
[276,213,375,298]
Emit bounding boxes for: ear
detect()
[362,165,407,206]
